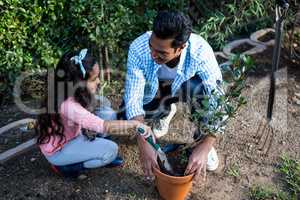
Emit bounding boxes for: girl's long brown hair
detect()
[36,50,97,145]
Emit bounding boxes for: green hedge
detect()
[0,0,277,103]
[0,0,65,98]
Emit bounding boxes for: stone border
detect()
[214,51,232,70]
[214,51,229,60]
[0,118,36,135]
[223,39,267,57]
[0,138,36,164]
[250,28,275,46]
[0,118,37,164]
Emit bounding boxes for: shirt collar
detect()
[153,40,189,76]
[176,42,188,75]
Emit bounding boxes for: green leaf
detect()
[201,98,210,109]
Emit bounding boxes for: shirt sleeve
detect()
[124,45,146,119]
[60,99,105,133]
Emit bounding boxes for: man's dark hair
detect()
[153,10,192,48]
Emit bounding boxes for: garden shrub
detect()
[0,0,281,104]
[192,0,274,49]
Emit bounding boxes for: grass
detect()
[226,163,240,178]
[249,155,300,200]
[249,186,289,200]
[127,192,137,199]
[277,155,300,199]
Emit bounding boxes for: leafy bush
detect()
[192,54,255,135]
[192,0,273,49]
[0,0,152,101]
[0,0,278,104]
[0,0,66,103]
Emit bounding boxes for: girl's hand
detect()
[136,123,156,143]
[137,135,158,178]
[135,122,158,178]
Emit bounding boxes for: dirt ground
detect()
[0,46,299,200]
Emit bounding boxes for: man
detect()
[119,11,223,181]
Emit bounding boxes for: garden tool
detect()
[136,126,175,174]
[255,0,289,155]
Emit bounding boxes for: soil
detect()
[215,55,228,64]
[0,128,35,154]
[232,43,255,54]
[158,149,190,177]
[258,31,275,43]
[0,45,299,200]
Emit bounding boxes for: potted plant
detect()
[153,148,193,200]
[153,54,255,200]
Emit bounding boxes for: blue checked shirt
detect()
[124,31,223,122]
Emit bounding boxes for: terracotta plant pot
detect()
[153,167,194,200]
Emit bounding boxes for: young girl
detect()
[36,49,152,177]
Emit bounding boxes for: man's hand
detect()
[184,135,216,181]
[137,134,159,179]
